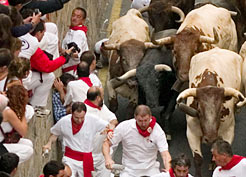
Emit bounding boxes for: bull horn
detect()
[117,69,136,81]
[138,6,149,13]
[244,32,246,36]
[155,36,173,45]
[144,42,160,49]
[199,27,219,44]
[102,43,120,50]
[176,88,197,103]
[178,102,199,117]
[155,64,172,72]
[171,6,185,23]
[224,87,246,107]
[229,11,237,16]
[109,78,126,89]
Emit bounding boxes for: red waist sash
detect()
[62,65,77,73]
[64,146,94,177]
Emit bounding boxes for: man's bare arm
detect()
[102,139,115,170]
[160,150,172,171]
[42,134,58,152]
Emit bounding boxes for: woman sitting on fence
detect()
[0,85,33,163]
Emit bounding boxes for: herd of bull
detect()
[100,0,246,176]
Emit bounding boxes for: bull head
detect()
[139,5,185,23]
[154,27,219,82]
[138,1,185,32]
[177,86,245,143]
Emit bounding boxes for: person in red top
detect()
[19,20,73,114]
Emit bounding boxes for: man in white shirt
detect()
[80,51,102,88]
[212,139,246,177]
[84,86,118,177]
[151,154,193,177]
[43,102,111,177]
[62,7,89,76]
[64,61,92,106]
[103,105,172,177]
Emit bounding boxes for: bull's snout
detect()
[126,79,137,89]
[202,135,217,145]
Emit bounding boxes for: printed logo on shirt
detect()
[147,127,152,133]
[21,39,30,50]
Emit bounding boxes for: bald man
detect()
[103,105,171,177]
[84,86,118,177]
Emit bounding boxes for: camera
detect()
[67,42,81,53]
[34,8,40,15]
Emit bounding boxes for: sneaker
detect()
[96,60,103,69]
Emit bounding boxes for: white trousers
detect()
[120,162,160,177]
[62,156,84,177]
[93,153,111,177]
[23,71,55,107]
[3,138,33,163]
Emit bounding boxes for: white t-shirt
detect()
[19,33,39,59]
[151,172,193,177]
[89,72,102,88]
[64,79,90,106]
[51,113,108,152]
[85,103,117,154]
[212,158,246,177]
[39,32,59,59]
[62,29,89,71]
[110,119,168,170]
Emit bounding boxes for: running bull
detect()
[102,9,158,117]
[176,47,246,177]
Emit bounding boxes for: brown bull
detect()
[155,4,237,82]
[176,48,246,177]
[102,9,159,116]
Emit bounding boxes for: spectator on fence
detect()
[0,85,33,163]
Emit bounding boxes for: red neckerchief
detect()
[71,116,83,135]
[70,25,88,34]
[169,168,188,177]
[136,116,156,137]
[219,155,245,171]
[84,99,101,110]
[39,175,44,177]
[79,77,93,87]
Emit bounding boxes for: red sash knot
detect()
[64,146,94,177]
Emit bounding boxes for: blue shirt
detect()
[52,91,66,122]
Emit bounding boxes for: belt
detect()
[64,146,94,177]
